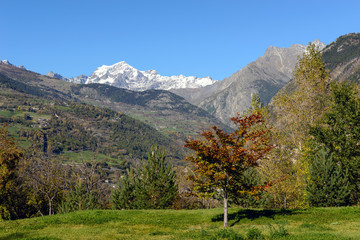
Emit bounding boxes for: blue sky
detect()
[1,0,359,80]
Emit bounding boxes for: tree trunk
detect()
[224,194,228,228]
[49,199,52,216]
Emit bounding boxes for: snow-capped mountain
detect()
[0,59,26,70]
[75,61,216,91]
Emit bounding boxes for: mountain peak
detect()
[0,60,13,65]
[85,61,217,91]
[46,71,68,80]
[312,39,326,50]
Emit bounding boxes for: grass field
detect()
[1,207,360,239]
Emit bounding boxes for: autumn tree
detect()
[0,124,24,219]
[265,43,331,208]
[184,113,272,227]
[21,153,70,215]
[274,42,331,150]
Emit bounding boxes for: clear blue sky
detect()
[1,0,359,80]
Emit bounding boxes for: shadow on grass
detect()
[0,233,26,240]
[0,234,61,240]
[211,209,297,227]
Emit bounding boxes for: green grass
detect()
[61,151,120,164]
[1,207,360,239]
[0,110,21,118]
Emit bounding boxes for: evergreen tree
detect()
[112,146,177,209]
[306,146,352,206]
[134,145,177,209]
[310,82,360,203]
[112,168,136,209]
[59,182,100,213]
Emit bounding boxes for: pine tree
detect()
[306,146,352,207]
[112,168,136,209]
[134,145,177,209]
[309,82,360,203]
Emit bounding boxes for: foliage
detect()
[246,227,264,240]
[184,112,272,227]
[0,124,29,220]
[274,42,331,150]
[20,153,70,216]
[306,146,352,207]
[112,145,177,209]
[266,43,332,209]
[58,182,100,214]
[259,144,310,209]
[134,145,177,209]
[112,168,137,209]
[309,81,360,204]
[268,223,289,239]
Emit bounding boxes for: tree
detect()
[58,181,100,213]
[266,43,331,209]
[112,145,177,209]
[0,124,24,219]
[306,146,352,206]
[184,113,272,227]
[112,168,136,209]
[309,81,360,203]
[134,145,177,209]
[274,43,331,150]
[21,153,69,215]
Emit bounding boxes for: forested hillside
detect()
[0,70,184,163]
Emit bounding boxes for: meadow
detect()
[1,207,360,239]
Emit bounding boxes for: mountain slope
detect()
[267,33,360,126]
[0,63,230,163]
[322,32,360,83]
[0,63,183,163]
[71,83,232,140]
[174,41,324,126]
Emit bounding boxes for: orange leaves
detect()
[184,112,273,199]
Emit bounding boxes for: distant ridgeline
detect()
[322,33,360,84]
[0,67,185,167]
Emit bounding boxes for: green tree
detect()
[134,145,177,209]
[58,181,100,213]
[306,146,352,206]
[184,113,272,227]
[112,146,177,209]
[309,82,360,203]
[112,168,136,209]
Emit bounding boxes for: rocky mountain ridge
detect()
[173,40,325,125]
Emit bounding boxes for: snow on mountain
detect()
[1,59,27,70]
[83,61,217,91]
[0,60,13,65]
[69,74,88,84]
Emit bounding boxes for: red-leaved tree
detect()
[184,113,272,227]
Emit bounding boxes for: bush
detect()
[246,227,264,240]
